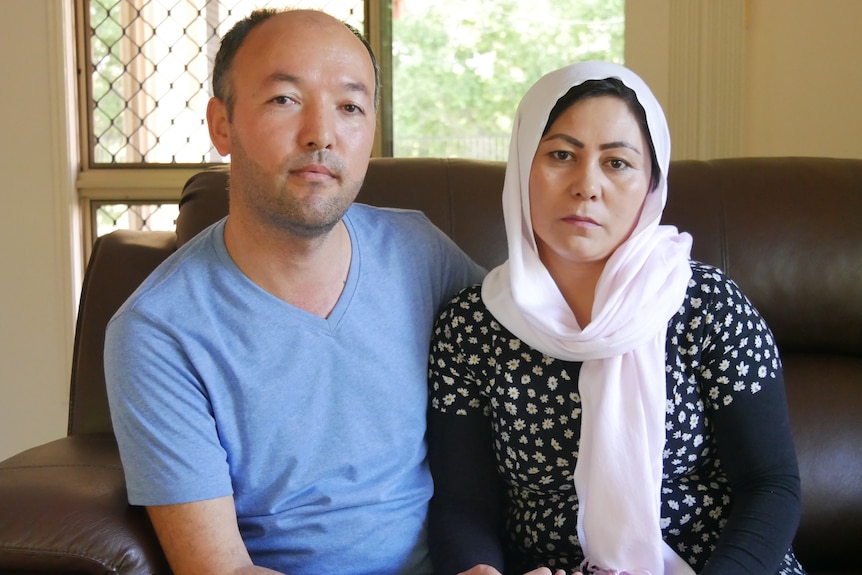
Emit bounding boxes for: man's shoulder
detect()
[114,221,226,319]
[346,203,484,285]
[346,203,452,247]
[348,202,434,227]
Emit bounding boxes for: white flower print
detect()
[661,517,671,529]
[426,265,799,574]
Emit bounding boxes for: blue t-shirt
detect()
[105,204,486,575]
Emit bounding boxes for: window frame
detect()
[74,0,389,252]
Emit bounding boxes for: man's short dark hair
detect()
[211,8,381,119]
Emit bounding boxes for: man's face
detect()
[209,11,377,237]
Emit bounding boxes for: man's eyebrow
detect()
[542,133,642,155]
[340,79,371,98]
[264,72,370,98]
[265,72,300,85]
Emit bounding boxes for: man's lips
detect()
[290,164,336,179]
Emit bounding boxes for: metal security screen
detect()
[79,0,624,240]
[91,201,181,237]
[85,0,364,166]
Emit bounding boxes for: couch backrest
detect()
[70,156,862,569]
[665,157,862,356]
[175,159,509,268]
[72,156,862,435]
[178,157,862,349]
[69,230,176,434]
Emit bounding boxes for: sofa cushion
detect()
[0,434,169,574]
[784,354,862,571]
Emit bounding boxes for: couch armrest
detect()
[0,433,170,574]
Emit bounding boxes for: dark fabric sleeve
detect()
[695,272,802,575]
[427,295,507,575]
[428,409,507,575]
[699,378,801,575]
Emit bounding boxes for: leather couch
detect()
[0,157,860,575]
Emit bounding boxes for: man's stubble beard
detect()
[231,141,363,239]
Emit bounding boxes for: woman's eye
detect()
[271,96,293,105]
[608,158,629,170]
[551,151,572,161]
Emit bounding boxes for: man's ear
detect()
[207,97,231,156]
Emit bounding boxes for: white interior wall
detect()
[744,0,862,157]
[1,0,861,461]
[0,0,78,460]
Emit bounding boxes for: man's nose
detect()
[299,102,334,150]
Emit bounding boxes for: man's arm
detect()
[147,495,283,575]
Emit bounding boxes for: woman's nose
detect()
[571,164,600,199]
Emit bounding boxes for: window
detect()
[84,0,364,166]
[390,0,623,159]
[78,0,623,243]
[79,0,363,246]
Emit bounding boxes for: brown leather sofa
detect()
[0,157,860,575]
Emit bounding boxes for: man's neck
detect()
[223,213,352,318]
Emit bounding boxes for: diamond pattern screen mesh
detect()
[87,0,364,166]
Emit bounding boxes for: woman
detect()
[427,62,806,575]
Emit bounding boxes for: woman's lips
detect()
[563,214,599,227]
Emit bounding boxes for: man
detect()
[105,8,484,575]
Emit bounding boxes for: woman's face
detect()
[529,94,652,273]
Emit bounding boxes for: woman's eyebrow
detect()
[543,133,584,148]
[600,141,642,154]
[542,133,642,155]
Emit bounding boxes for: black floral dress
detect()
[427,262,806,575]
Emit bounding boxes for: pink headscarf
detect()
[482,62,694,575]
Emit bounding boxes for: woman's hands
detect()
[458,565,574,575]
